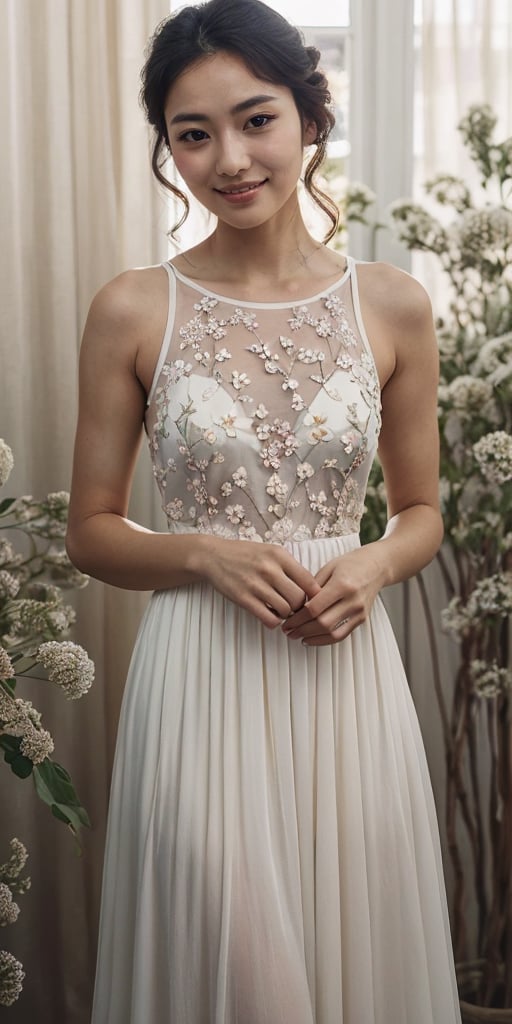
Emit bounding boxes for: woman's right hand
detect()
[201,539,321,628]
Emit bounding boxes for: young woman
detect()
[67,0,462,1020]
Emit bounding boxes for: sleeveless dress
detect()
[91,258,461,1023]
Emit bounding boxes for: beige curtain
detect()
[0,1,168,1020]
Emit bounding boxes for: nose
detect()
[215,132,251,177]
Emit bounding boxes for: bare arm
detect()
[283,264,443,645]
[66,271,319,626]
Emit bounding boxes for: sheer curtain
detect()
[0,1,168,1020]
[394,0,512,908]
[418,0,511,179]
[414,0,512,297]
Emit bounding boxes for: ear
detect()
[303,120,318,146]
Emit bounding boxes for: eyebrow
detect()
[169,94,278,125]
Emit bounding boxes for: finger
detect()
[239,591,282,627]
[256,576,311,621]
[284,605,349,639]
[265,557,320,613]
[279,578,313,613]
[281,587,335,631]
[287,613,350,640]
[280,557,322,601]
[301,614,362,645]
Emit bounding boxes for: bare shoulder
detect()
[81,266,170,395]
[85,265,168,341]
[356,261,433,331]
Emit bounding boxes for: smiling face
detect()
[164,51,317,231]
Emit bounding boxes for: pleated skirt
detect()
[91,534,461,1024]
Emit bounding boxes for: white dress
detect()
[91,258,461,1023]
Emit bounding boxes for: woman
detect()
[67,0,462,1020]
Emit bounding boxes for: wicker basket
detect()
[457,961,512,1023]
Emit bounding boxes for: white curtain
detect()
[393,0,512,913]
[0,1,168,1020]
[418,0,512,179]
[414,0,512,298]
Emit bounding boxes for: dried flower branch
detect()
[0,442,94,1006]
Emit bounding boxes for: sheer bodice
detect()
[145,257,381,543]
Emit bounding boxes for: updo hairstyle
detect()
[140,0,339,240]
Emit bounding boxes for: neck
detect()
[190,197,323,286]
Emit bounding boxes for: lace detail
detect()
[145,261,381,543]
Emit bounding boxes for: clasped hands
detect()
[206,539,383,647]
[279,548,382,647]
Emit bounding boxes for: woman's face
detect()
[164,50,317,231]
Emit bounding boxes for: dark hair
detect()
[140,0,338,241]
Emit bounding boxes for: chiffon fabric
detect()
[91,259,461,1023]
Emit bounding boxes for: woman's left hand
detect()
[281,547,385,646]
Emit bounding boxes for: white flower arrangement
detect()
[0,442,14,488]
[0,834,30,1008]
[0,951,25,1007]
[352,104,512,1009]
[0,440,94,1007]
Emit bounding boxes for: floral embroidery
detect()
[146,274,381,541]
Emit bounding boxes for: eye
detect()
[178,129,209,143]
[246,114,276,130]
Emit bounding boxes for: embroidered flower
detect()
[261,441,283,470]
[232,467,248,488]
[291,392,306,411]
[341,432,359,455]
[231,371,251,390]
[266,474,289,502]
[256,422,271,441]
[225,504,245,524]
[315,318,332,338]
[164,498,184,521]
[304,413,332,444]
[216,411,238,437]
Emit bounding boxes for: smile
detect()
[218,182,263,194]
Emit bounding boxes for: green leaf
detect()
[0,497,17,515]
[1,734,21,762]
[11,754,34,778]
[51,802,91,831]
[0,735,34,777]
[33,758,91,837]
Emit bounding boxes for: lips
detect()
[215,179,267,195]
